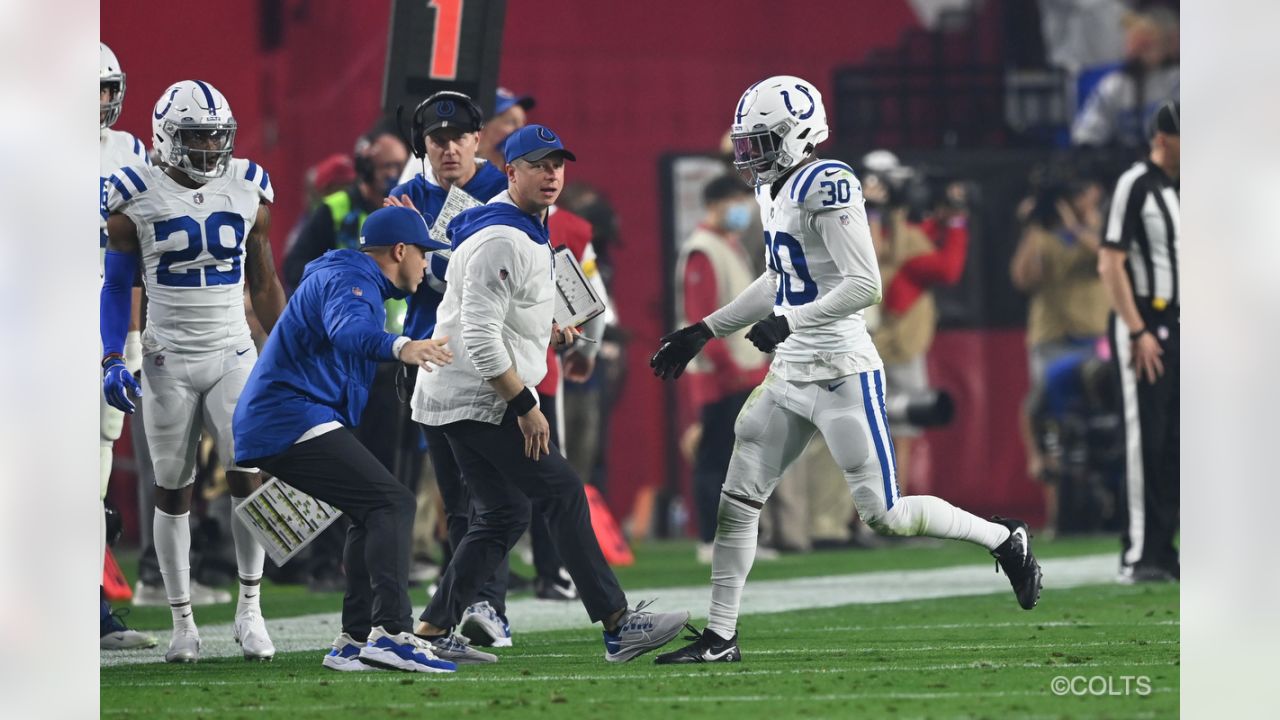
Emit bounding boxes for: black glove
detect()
[745,314,791,353]
[650,321,714,380]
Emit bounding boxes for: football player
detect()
[98,41,156,651]
[650,76,1043,664]
[100,80,287,663]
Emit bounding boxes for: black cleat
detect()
[991,517,1042,610]
[654,625,741,665]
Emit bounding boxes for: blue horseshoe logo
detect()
[536,127,557,143]
[781,84,815,120]
[437,100,456,118]
[153,87,180,120]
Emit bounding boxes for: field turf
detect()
[102,536,1178,719]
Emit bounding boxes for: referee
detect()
[1097,100,1180,583]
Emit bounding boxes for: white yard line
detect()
[101,552,1137,667]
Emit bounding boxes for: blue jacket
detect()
[233,249,407,463]
[389,162,508,339]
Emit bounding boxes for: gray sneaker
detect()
[421,633,498,664]
[603,600,690,663]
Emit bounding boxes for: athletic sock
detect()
[153,508,192,606]
[894,495,1011,550]
[229,496,265,583]
[237,582,261,615]
[170,602,195,630]
[706,495,762,641]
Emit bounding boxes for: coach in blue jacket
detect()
[233,206,454,668]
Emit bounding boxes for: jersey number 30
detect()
[765,230,817,305]
[155,212,245,287]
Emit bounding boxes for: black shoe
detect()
[990,517,1042,610]
[1117,564,1177,585]
[653,626,741,665]
[534,568,578,601]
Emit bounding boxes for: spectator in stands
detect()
[1010,173,1111,534]
[1071,9,1179,149]
[675,175,771,563]
[863,151,970,491]
[281,154,357,268]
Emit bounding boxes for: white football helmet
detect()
[730,75,829,187]
[100,43,126,129]
[152,80,237,182]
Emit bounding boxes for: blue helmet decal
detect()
[154,87,180,120]
[781,85,815,120]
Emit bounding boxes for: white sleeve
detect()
[459,236,522,379]
[703,269,778,337]
[783,206,882,331]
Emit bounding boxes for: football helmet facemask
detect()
[152,80,237,182]
[730,75,829,187]
[100,43,126,129]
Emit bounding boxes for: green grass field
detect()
[102,536,1179,719]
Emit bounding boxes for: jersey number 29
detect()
[765,230,817,305]
[155,212,245,287]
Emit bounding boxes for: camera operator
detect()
[863,151,969,490]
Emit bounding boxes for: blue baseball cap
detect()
[503,124,577,165]
[359,206,448,251]
[494,87,535,117]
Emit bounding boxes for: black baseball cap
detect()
[417,92,483,136]
[1153,100,1179,136]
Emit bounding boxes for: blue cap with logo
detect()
[359,206,448,251]
[494,87,535,117]
[503,124,577,165]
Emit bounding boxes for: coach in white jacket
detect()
[409,125,689,663]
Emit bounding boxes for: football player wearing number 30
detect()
[650,76,1043,665]
[100,80,286,664]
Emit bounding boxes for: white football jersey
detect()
[99,128,149,262]
[105,158,273,353]
[756,158,882,378]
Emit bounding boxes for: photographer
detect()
[863,151,969,489]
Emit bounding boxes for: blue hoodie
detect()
[446,200,550,250]
[233,249,407,463]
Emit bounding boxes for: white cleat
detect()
[165,624,202,663]
[233,609,276,661]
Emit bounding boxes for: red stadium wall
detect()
[104,1,1039,528]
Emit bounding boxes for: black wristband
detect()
[1128,328,1149,341]
[509,388,537,416]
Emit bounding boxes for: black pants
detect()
[250,428,417,637]
[425,424,510,615]
[421,409,626,629]
[693,390,752,543]
[1110,308,1180,572]
[531,395,569,581]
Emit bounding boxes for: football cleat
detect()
[1117,564,1177,585]
[991,517,1043,610]
[99,603,158,650]
[654,626,741,665]
[233,608,276,661]
[358,627,457,673]
[322,633,374,672]
[165,624,202,663]
[420,632,498,664]
[602,600,690,663]
[459,601,513,647]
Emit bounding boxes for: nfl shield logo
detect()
[839,214,850,226]
[352,286,363,297]
[193,192,204,205]
[154,354,165,367]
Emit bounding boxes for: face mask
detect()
[723,202,753,232]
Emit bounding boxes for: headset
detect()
[397,90,485,160]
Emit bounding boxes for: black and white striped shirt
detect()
[1104,159,1180,308]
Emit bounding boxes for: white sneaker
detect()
[358,626,457,673]
[165,624,201,663]
[233,608,276,661]
[133,580,232,607]
[100,607,158,650]
[459,601,513,647]
[322,632,375,672]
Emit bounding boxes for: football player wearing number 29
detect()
[100,80,287,663]
[650,76,1043,664]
